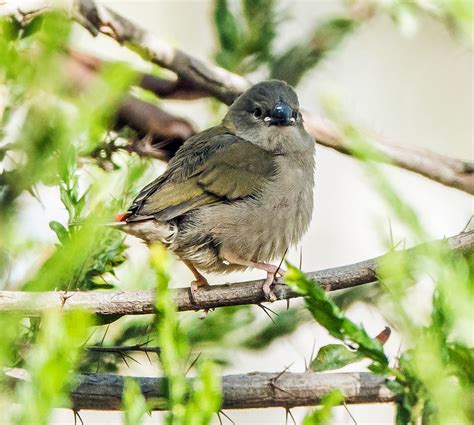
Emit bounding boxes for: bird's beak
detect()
[269,102,295,126]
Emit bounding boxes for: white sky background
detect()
[19,0,471,423]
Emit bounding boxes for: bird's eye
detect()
[253,107,263,118]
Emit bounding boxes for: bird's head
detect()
[224,80,310,153]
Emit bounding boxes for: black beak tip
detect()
[270,102,294,126]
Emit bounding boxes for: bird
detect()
[116,80,315,301]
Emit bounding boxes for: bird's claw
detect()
[262,273,278,302]
[189,279,209,305]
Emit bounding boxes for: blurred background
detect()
[1,1,472,424]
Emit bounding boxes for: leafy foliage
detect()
[286,266,388,369]
[122,377,149,425]
[15,310,92,424]
[271,17,357,86]
[214,0,279,74]
[0,3,472,425]
[213,0,359,85]
[315,100,474,424]
[150,245,221,424]
[0,11,150,420]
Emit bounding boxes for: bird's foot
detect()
[189,278,210,305]
[262,272,279,302]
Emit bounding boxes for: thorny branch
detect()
[4,369,395,410]
[0,231,472,316]
[87,344,161,355]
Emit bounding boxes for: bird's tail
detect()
[114,214,177,244]
[70,214,176,244]
[69,214,129,228]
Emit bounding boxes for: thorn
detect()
[81,329,96,348]
[260,304,279,317]
[219,410,235,425]
[258,304,277,326]
[306,340,317,371]
[270,382,293,396]
[185,352,202,376]
[95,324,110,373]
[73,410,84,425]
[60,292,74,308]
[299,245,303,270]
[121,351,141,366]
[274,363,293,382]
[286,408,297,425]
[343,401,358,424]
[269,364,294,397]
[461,216,473,233]
[120,352,130,368]
[144,350,152,365]
[275,248,288,277]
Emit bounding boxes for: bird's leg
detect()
[183,260,209,304]
[221,252,284,302]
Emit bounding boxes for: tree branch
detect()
[5,368,395,410]
[87,344,160,355]
[303,113,474,194]
[66,50,196,161]
[0,231,471,316]
[2,0,472,193]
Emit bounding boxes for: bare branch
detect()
[5,368,395,410]
[303,113,474,195]
[66,50,196,160]
[0,231,471,316]
[2,0,472,193]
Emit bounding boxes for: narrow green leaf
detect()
[285,264,388,368]
[214,0,241,52]
[122,378,148,425]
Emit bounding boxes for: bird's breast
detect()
[207,152,315,263]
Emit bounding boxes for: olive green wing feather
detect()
[128,130,277,221]
[194,141,276,200]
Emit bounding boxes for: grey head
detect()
[223,80,312,154]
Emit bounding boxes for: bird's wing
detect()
[127,128,277,221]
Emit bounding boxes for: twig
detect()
[0,231,471,316]
[87,343,160,355]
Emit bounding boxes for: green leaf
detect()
[271,17,357,85]
[311,344,362,372]
[303,389,344,424]
[214,0,241,53]
[49,220,69,244]
[285,264,388,368]
[150,245,221,424]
